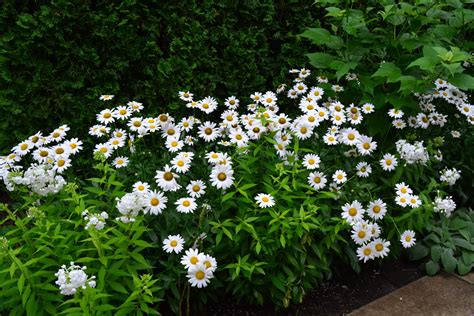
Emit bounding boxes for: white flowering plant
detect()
[0,64,473,312]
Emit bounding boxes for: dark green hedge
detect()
[0,0,319,151]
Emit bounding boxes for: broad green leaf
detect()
[426,260,440,275]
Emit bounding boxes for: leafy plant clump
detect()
[302,0,473,112]
[0,65,473,313]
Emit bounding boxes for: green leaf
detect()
[440,249,457,273]
[18,274,25,295]
[431,245,442,262]
[409,243,429,261]
[426,260,440,275]
[222,191,236,202]
[450,73,474,90]
[371,62,402,81]
[306,52,336,69]
[451,237,474,251]
[300,28,342,48]
[407,56,438,72]
[335,61,358,81]
[457,260,472,276]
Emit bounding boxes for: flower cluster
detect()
[0,125,82,195]
[394,182,422,209]
[439,168,461,186]
[434,196,457,217]
[55,262,96,295]
[82,210,109,230]
[181,248,217,288]
[396,139,429,165]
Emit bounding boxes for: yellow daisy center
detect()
[349,208,357,216]
[195,271,205,280]
[163,172,174,181]
[151,198,159,206]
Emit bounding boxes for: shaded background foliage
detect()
[0,0,318,151]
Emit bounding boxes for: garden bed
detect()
[206,258,423,315]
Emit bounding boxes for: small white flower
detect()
[255,193,275,208]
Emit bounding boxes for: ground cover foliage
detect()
[0,0,473,315]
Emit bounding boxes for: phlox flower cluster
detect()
[82,209,109,230]
[434,196,457,217]
[395,139,429,165]
[439,168,461,186]
[55,262,96,296]
[11,164,66,196]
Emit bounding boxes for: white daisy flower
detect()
[302,154,321,170]
[255,193,275,208]
[97,109,115,125]
[198,121,219,142]
[210,164,234,190]
[64,138,83,155]
[113,156,129,169]
[179,91,194,102]
[144,190,168,215]
[181,248,205,270]
[373,238,391,258]
[395,194,410,207]
[332,170,347,184]
[171,155,191,173]
[165,137,184,153]
[400,230,416,248]
[175,197,197,214]
[308,171,327,190]
[356,161,372,178]
[361,103,375,114]
[202,254,218,273]
[186,180,207,198]
[388,108,404,118]
[356,135,377,156]
[367,199,387,220]
[163,234,185,254]
[187,263,214,288]
[99,95,114,101]
[407,194,422,209]
[133,181,150,194]
[128,101,144,112]
[94,143,113,159]
[357,244,375,262]
[155,165,181,192]
[53,155,72,173]
[114,106,132,120]
[225,96,239,109]
[351,221,372,245]
[380,153,398,171]
[323,133,339,145]
[341,200,365,224]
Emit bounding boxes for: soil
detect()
[204,258,424,316]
